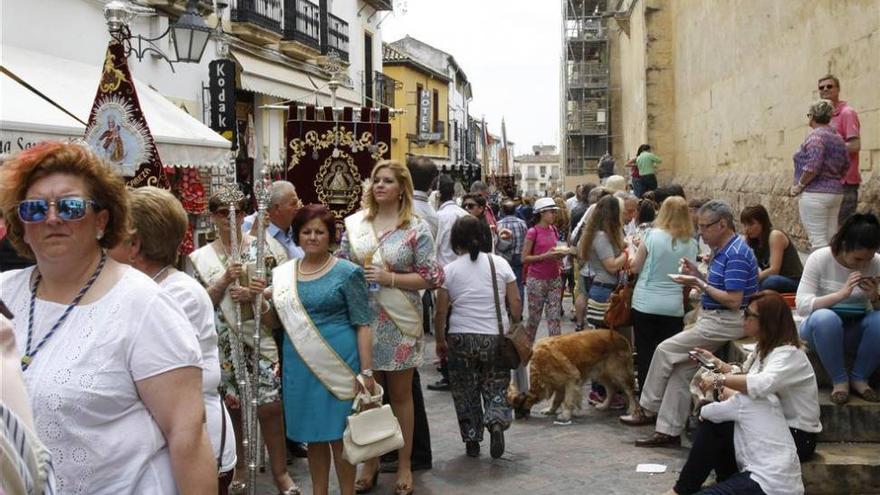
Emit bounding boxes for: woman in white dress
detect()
[108,186,237,493]
[0,142,216,493]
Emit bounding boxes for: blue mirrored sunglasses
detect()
[17,197,97,223]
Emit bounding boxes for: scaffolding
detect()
[561,0,609,178]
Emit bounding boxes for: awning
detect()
[231,48,362,107]
[0,44,231,169]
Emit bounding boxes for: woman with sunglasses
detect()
[0,142,217,492]
[108,187,237,493]
[339,160,443,495]
[189,191,299,494]
[665,291,819,495]
[789,99,849,251]
[522,197,566,340]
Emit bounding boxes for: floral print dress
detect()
[339,216,444,371]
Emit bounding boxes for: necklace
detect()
[216,236,248,262]
[298,255,334,276]
[151,265,171,282]
[22,252,107,371]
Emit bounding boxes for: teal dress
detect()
[282,259,372,442]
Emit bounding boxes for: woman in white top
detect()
[108,187,237,490]
[0,142,216,493]
[796,213,880,404]
[435,215,522,460]
[666,291,820,495]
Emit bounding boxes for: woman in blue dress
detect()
[268,204,375,495]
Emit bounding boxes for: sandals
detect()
[853,387,880,402]
[354,470,379,494]
[394,480,414,495]
[279,484,302,495]
[830,389,849,405]
[229,481,246,495]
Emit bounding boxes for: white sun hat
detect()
[534,197,559,213]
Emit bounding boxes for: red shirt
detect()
[830,100,861,185]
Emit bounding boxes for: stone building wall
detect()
[608,0,880,246]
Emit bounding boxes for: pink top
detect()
[831,101,861,185]
[525,224,561,280]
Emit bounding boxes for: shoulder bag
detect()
[341,377,404,464]
[488,254,533,369]
[605,270,634,330]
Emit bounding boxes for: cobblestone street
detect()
[258,299,690,494]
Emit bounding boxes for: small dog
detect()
[508,329,638,422]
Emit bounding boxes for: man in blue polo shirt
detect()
[620,200,759,447]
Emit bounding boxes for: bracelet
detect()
[391,272,396,288]
[713,373,725,391]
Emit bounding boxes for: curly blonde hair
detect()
[362,159,415,228]
[0,141,129,259]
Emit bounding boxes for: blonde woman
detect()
[339,160,444,495]
[628,196,698,393]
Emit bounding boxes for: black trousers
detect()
[674,420,817,495]
[631,309,684,393]
[382,368,432,466]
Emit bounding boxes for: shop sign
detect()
[209,59,236,142]
[418,89,440,141]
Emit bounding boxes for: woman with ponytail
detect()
[434,215,522,459]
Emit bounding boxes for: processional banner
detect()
[83,39,168,188]
[285,104,391,222]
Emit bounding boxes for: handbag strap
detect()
[217,394,227,471]
[351,374,385,412]
[487,254,505,337]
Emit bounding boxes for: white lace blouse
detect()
[0,266,202,494]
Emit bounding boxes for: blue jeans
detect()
[510,262,525,302]
[799,309,880,384]
[696,471,764,494]
[759,275,799,293]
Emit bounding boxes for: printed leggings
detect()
[526,276,563,339]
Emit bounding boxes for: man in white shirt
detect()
[241,181,304,260]
[407,156,439,239]
[435,175,468,267]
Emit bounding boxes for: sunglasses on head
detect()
[17,197,97,223]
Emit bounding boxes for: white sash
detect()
[344,210,423,338]
[190,239,288,361]
[273,260,356,400]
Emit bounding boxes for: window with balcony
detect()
[231,0,283,34]
[374,72,398,108]
[326,14,350,61]
[539,166,547,176]
[282,0,319,48]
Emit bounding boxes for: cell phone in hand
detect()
[689,350,716,370]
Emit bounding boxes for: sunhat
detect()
[534,197,559,212]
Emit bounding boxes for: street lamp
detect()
[104,0,214,71]
[171,0,213,64]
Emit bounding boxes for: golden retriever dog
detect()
[508,329,638,422]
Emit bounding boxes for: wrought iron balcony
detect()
[374,71,399,108]
[230,0,282,35]
[326,13,349,61]
[362,0,393,10]
[282,0,320,50]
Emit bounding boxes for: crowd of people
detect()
[0,73,875,495]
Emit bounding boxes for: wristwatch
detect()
[360,369,374,378]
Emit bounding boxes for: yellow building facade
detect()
[382,44,451,165]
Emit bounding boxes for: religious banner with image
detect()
[285,104,391,221]
[83,39,168,188]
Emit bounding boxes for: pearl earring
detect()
[96,230,104,240]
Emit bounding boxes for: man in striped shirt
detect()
[620,200,759,448]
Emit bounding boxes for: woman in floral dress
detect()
[339,160,443,495]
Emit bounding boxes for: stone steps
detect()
[803,443,880,495]
[817,389,880,443]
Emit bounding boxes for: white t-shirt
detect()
[796,246,880,317]
[442,253,517,335]
[160,270,236,473]
[701,393,804,495]
[0,266,202,494]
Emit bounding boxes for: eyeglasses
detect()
[743,308,760,320]
[697,219,721,230]
[17,197,97,223]
[818,84,835,90]
[463,203,480,210]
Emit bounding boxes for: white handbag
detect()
[341,376,405,464]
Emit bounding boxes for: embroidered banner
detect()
[285,105,391,221]
[83,39,168,188]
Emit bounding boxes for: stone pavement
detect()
[257,297,690,494]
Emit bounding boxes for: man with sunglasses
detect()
[621,200,759,448]
[818,74,861,225]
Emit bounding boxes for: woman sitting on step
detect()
[664,291,820,495]
[797,213,880,405]
[740,204,803,293]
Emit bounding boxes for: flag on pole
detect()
[501,118,509,175]
[480,117,490,179]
